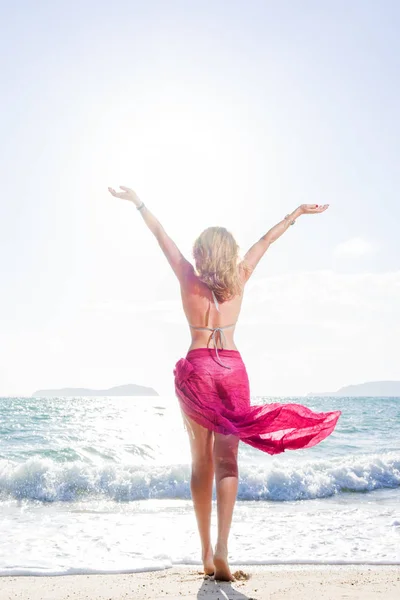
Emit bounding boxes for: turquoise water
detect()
[0,395,399,574]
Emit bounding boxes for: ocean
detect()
[0,394,399,576]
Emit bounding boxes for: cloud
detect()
[334,237,376,257]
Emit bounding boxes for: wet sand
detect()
[1,564,400,599]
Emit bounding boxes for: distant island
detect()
[307,381,400,397]
[31,384,158,397]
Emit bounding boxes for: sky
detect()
[1,1,399,397]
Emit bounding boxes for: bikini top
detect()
[189,290,236,369]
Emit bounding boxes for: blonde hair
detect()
[192,227,247,302]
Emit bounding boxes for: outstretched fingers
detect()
[107,186,129,200]
[301,203,330,214]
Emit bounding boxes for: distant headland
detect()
[31,384,159,397]
[307,381,400,397]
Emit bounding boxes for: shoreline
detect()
[2,560,400,577]
[1,565,400,600]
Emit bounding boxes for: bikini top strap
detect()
[211,290,220,313]
[189,323,236,331]
[189,287,237,329]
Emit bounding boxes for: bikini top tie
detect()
[189,290,236,369]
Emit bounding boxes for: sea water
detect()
[0,395,399,575]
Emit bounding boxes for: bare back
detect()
[180,264,246,353]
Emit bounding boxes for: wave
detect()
[1,452,399,503]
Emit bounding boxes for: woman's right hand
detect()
[108,185,142,207]
[299,204,329,214]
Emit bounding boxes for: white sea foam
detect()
[1,395,399,573]
[1,492,399,576]
[0,564,171,577]
[1,451,399,502]
[2,559,400,577]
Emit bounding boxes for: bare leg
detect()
[213,432,239,581]
[184,414,215,575]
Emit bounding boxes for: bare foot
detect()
[213,543,234,581]
[202,545,215,576]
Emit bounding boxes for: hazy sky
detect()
[1,1,399,397]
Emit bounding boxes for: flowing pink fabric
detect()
[174,348,341,455]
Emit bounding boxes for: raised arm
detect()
[108,186,192,281]
[241,204,329,280]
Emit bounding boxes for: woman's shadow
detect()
[197,576,257,599]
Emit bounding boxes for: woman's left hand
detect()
[108,185,141,206]
[299,203,329,215]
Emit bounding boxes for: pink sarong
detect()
[174,348,341,455]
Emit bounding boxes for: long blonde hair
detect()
[192,227,249,302]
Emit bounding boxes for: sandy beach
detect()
[1,565,400,600]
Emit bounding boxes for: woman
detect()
[108,185,341,581]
